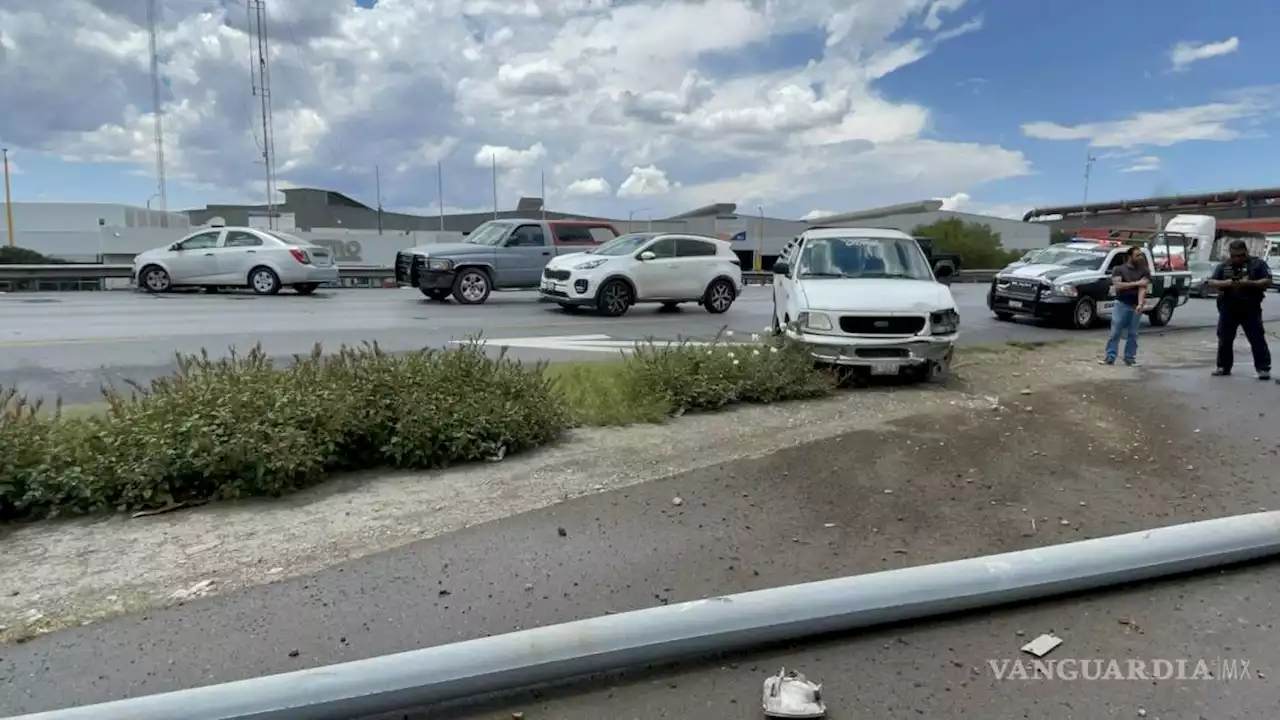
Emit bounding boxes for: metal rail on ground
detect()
[0,265,999,288]
[7,511,1280,720]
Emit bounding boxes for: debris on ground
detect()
[672,497,684,506]
[762,667,826,718]
[1118,617,1144,634]
[1020,633,1064,658]
[168,579,215,602]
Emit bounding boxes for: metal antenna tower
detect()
[145,0,167,213]
[247,0,277,229]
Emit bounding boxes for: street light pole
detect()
[628,208,649,233]
[2,148,15,246]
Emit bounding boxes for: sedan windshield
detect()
[594,233,660,256]
[795,236,934,280]
[465,222,513,246]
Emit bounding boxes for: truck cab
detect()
[394,219,619,303]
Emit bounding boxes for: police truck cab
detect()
[988,237,1192,329]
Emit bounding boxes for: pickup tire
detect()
[1070,297,1097,329]
[420,287,450,301]
[1147,295,1176,327]
[451,268,492,304]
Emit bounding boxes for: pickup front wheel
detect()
[451,268,492,304]
[1070,297,1097,329]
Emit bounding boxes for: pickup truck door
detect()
[496,224,552,288]
[773,239,799,320]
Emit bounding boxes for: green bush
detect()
[0,334,830,521]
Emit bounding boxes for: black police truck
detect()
[987,238,1192,329]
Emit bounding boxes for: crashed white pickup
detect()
[770,227,960,381]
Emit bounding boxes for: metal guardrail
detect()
[0,265,998,290]
[741,269,997,285]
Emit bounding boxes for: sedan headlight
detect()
[930,309,960,335]
[575,258,608,270]
[1051,283,1078,297]
[797,311,832,331]
[425,258,453,271]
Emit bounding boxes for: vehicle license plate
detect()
[541,279,553,291]
[1008,300,1023,309]
[870,362,902,376]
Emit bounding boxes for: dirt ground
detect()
[0,329,1260,644]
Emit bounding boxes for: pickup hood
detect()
[799,278,955,313]
[405,242,492,257]
[997,263,1093,283]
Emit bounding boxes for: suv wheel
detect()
[703,279,735,314]
[596,279,632,317]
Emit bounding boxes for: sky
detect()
[1,0,1278,222]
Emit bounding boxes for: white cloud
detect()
[1120,155,1161,173]
[0,0,1026,218]
[617,165,674,197]
[935,191,1029,220]
[1171,37,1240,71]
[474,143,547,170]
[565,177,611,197]
[1021,90,1275,148]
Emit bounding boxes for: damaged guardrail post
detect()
[9,511,1280,720]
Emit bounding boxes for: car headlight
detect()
[425,258,453,271]
[575,258,607,270]
[797,311,832,331]
[930,309,960,335]
[1051,283,1078,297]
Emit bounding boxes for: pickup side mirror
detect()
[772,260,790,275]
[638,250,656,261]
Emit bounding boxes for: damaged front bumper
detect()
[784,327,957,373]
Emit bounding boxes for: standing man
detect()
[1207,239,1272,380]
[1102,246,1149,366]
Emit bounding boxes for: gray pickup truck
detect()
[394,218,620,303]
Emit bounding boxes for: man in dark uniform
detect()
[1206,239,1273,380]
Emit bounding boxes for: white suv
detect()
[539,232,743,316]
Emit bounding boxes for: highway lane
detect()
[0,286,1271,404]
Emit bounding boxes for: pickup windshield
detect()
[465,221,514,246]
[796,236,934,280]
[594,232,660,256]
[1024,247,1107,271]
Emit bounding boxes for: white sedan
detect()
[132,226,340,295]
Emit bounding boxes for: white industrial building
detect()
[0,201,190,263]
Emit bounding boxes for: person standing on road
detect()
[1102,246,1149,366]
[1206,239,1272,380]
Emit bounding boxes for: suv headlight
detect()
[797,311,832,331]
[575,258,607,270]
[930,309,960,334]
[1051,283,1078,297]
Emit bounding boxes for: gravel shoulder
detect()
[0,331,1244,644]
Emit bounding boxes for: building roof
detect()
[1023,187,1280,222]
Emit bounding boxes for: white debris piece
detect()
[1020,633,1064,658]
[762,667,826,718]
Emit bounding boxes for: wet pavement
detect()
[2,360,1279,718]
[0,287,1260,404]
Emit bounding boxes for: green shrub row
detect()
[0,336,832,522]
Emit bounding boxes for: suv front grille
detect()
[544,268,571,281]
[838,316,926,335]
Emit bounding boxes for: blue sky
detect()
[2,0,1278,221]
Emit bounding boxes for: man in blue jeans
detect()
[1102,247,1149,366]
[1206,239,1272,380]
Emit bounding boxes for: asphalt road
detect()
[1,286,1271,404]
[2,361,1278,718]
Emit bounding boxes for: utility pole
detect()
[437,161,445,231]
[1082,150,1097,221]
[757,206,765,271]
[375,164,383,234]
[145,0,168,216]
[491,153,498,219]
[2,148,14,246]
[247,0,277,229]
[540,169,546,220]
